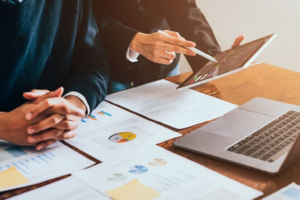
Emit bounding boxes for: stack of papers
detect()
[66,101,181,162]
[8,177,109,200]
[106,80,238,129]
[263,183,300,200]
[73,145,262,200]
[2,80,263,200]
[0,142,94,192]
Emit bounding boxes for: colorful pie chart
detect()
[129,165,148,174]
[109,132,137,143]
[107,173,127,182]
[149,158,167,166]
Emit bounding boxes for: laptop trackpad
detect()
[201,109,275,140]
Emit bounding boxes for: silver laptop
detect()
[174,97,300,175]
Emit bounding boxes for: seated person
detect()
[0,0,109,150]
[93,0,244,93]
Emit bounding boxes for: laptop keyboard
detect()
[227,110,300,162]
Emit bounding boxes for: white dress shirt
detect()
[64,92,90,116]
[126,46,139,62]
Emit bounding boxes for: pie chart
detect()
[149,158,167,166]
[109,132,137,143]
[129,165,148,174]
[107,173,127,182]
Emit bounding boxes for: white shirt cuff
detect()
[64,91,90,116]
[126,45,139,62]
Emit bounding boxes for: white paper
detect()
[8,176,109,200]
[263,182,300,200]
[66,101,181,162]
[74,145,262,200]
[106,79,238,129]
[0,142,94,192]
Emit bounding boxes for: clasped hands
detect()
[0,87,85,150]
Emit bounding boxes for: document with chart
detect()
[0,142,94,192]
[106,79,238,129]
[74,145,262,200]
[262,183,300,200]
[9,177,109,200]
[66,101,181,162]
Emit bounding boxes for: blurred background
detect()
[180,0,300,73]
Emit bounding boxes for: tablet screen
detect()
[178,34,274,88]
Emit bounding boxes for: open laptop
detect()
[177,34,276,90]
[174,98,300,175]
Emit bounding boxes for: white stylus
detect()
[158,30,218,63]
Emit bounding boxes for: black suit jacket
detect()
[0,0,109,111]
[93,0,221,84]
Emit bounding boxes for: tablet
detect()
[177,33,276,90]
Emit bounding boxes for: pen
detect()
[158,30,218,63]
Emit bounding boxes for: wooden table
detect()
[2,63,300,200]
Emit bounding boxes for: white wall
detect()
[180,0,300,73]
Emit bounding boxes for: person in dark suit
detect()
[93,0,244,93]
[0,0,109,150]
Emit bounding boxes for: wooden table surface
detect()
[2,63,300,200]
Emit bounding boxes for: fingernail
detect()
[28,137,36,143]
[28,128,35,134]
[189,51,195,56]
[26,113,32,120]
[190,43,196,47]
[36,145,43,151]
[70,133,77,138]
[79,109,85,115]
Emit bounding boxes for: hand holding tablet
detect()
[177,33,276,90]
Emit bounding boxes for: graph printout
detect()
[74,146,262,200]
[66,102,181,162]
[106,80,238,129]
[0,142,94,192]
[8,177,109,200]
[263,183,300,200]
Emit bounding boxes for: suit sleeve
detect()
[63,0,110,111]
[92,1,139,70]
[158,0,221,71]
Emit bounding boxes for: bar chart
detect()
[81,111,112,123]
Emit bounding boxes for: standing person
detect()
[93,0,244,93]
[0,0,109,150]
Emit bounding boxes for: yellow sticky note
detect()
[106,179,161,200]
[0,166,30,189]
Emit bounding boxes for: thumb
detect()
[23,89,50,100]
[53,87,64,97]
[25,87,64,104]
[232,35,246,48]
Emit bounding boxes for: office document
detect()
[66,101,181,162]
[0,142,94,192]
[74,146,262,200]
[263,183,300,200]
[106,80,238,129]
[8,177,109,200]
